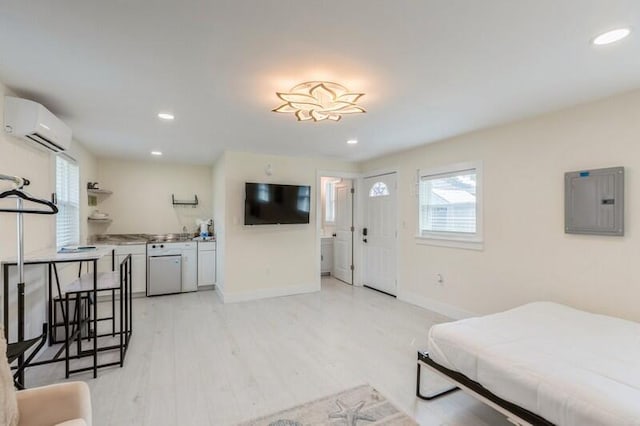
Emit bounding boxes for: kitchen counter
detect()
[192,236,216,242]
[89,234,150,245]
[89,234,216,245]
[1,245,117,264]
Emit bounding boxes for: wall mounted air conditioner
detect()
[3,96,72,153]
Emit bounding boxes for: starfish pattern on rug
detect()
[328,399,376,425]
[268,421,302,426]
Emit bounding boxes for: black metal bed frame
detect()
[416,351,555,426]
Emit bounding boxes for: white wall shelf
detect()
[87,188,113,195]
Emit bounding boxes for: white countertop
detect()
[1,245,116,265]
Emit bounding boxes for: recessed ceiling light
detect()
[347,139,358,145]
[157,112,174,120]
[151,151,163,156]
[593,28,631,46]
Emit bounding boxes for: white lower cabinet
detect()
[197,241,216,287]
[321,238,333,275]
[96,253,114,273]
[182,244,198,292]
[114,245,147,294]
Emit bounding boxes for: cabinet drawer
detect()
[198,241,216,251]
[114,244,147,256]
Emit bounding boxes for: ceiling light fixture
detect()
[347,139,358,145]
[273,81,365,122]
[151,151,163,156]
[592,28,631,45]
[157,112,175,120]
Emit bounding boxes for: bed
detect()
[417,302,640,426]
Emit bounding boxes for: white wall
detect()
[361,89,640,322]
[96,158,212,235]
[69,140,98,244]
[211,152,226,291]
[216,151,357,302]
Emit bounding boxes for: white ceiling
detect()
[1,1,639,164]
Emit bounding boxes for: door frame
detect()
[357,168,400,293]
[316,170,361,288]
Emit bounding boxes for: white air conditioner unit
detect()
[3,96,72,153]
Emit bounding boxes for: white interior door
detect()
[363,173,397,295]
[333,179,353,284]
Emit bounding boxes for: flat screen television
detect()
[245,182,311,225]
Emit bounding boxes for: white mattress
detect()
[427,302,640,426]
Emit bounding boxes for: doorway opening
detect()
[319,175,354,285]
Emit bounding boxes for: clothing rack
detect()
[0,173,58,387]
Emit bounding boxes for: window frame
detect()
[324,179,336,224]
[55,154,80,249]
[416,161,483,250]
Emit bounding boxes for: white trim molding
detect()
[415,236,484,251]
[397,290,477,320]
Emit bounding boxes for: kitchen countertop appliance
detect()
[147,241,197,296]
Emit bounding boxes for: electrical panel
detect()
[564,167,624,236]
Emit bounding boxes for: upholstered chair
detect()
[1,328,92,426]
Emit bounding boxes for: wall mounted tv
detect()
[245,182,311,225]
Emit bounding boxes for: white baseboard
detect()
[215,285,225,303]
[397,290,476,320]
[220,283,319,303]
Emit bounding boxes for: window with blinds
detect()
[418,162,483,244]
[324,180,336,223]
[56,155,80,248]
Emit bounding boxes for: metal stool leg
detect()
[64,295,70,379]
[111,288,116,337]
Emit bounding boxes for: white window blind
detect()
[56,155,80,248]
[418,162,483,245]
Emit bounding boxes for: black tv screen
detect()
[245,182,311,225]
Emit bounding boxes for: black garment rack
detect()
[0,174,58,388]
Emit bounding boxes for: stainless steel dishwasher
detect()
[147,243,182,296]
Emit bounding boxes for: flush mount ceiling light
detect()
[347,139,358,145]
[151,151,163,156]
[593,28,631,45]
[157,112,175,120]
[273,81,365,122]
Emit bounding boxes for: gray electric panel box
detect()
[564,167,624,236]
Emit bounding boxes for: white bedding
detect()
[427,302,640,426]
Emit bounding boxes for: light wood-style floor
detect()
[26,277,509,426]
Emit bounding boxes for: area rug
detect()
[238,384,417,426]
